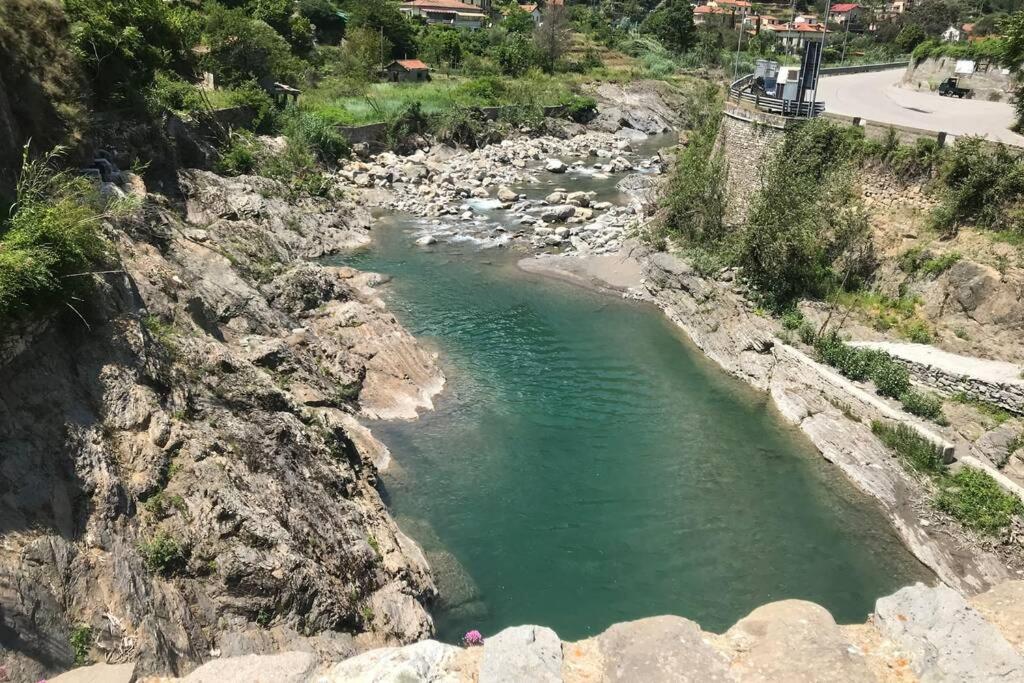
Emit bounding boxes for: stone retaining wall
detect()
[884,354,1024,415]
[902,57,1013,102]
[718,105,793,222]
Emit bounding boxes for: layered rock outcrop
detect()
[0,171,443,681]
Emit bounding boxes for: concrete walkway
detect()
[853,341,1024,387]
[817,69,1024,146]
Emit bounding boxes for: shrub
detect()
[872,358,911,398]
[495,33,538,76]
[138,531,186,575]
[203,4,302,87]
[224,82,279,133]
[282,110,350,164]
[144,71,207,118]
[797,320,817,345]
[932,138,1024,235]
[900,389,945,422]
[562,94,597,123]
[936,467,1023,534]
[738,119,871,307]
[70,625,93,666]
[902,319,933,344]
[0,147,114,324]
[871,420,947,474]
[781,309,805,330]
[216,131,261,176]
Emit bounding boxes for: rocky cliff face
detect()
[0,171,443,681]
[127,580,1024,682]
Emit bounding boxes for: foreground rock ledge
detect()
[77,581,1024,682]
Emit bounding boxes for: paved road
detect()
[816,68,1024,146]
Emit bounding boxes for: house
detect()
[887,0,912,13]
[693,4,731,25]
[828,3,862,24]
[942,25,962,42]
[794,14,818,25]
[712,0,753,18]
[743,14,784,29]
[518,3,541,23]
[763,21,827,53]
[399,0,487,29]
[384,59,431,82]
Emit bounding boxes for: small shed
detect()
[385,59,431,83]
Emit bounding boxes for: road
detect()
[816,68,1024,146]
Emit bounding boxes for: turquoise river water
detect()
[334,181,930,644]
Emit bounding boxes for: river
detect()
[332,145,931,644]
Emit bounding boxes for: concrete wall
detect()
[902,57,1013,102]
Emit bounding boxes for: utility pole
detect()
[734,11,745,80]
[807,0,832,117]
[840,12,851,63]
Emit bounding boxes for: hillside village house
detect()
[518,3,541,23]
[693,4,730,24]
[399,0,487,28]
[763,21,827,53]
[828,3,862,24]
[385,59,431,82]
[711,0,752,18]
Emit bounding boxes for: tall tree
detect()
[641,0,696,53]
[533,4,570,72]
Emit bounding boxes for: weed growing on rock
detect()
[70,625,92,666]
[952,392,1013,425]
[899,390,947,423]
[937,467,1023,534]
[871,421,947,475]
[138,531,186,576]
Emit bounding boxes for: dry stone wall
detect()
[718,106,791,223]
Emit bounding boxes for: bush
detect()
[217,131,261,176]
[902,319,933,344]
[203,4,302,87]
[0,147,114,324]
[144,71,207,118]
[932,138,1024,235]
[223,82,279,133]
[936,467,1023,534]
[495,33,538,76]
[138,531,186,575]
[70,625,93,666]
[871,420,947,474]
[739,119,871,307]
[562,94,597,123]
[282,110,350,164]
[900,389,945,421]
[872,357,911,398]
[781,309,805,330]
[798,320,817,345]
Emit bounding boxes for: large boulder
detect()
[590,615,732,682]
[545,159,567,173]
[177,652,318,683]
[720,600,873,682]
[479,625,561,683]
[874,583,1024,682]
[318,640,461,682]
[541,205,576,222]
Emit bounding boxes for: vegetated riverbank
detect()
[328,96,1009,596]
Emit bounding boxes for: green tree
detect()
[641,0,696,53]
[203,5,301,86]
[1000,11,1024,130]
[338,26,392,82]
[418,25,464,68]
[341,0,416,59]
[495,33,537,76]
[300,0,347,43]
[533,5,570,72]
[504,7,535,34]
[65,0,193,105]
[894,24,925,53]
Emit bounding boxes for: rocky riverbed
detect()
[335,127,667,255]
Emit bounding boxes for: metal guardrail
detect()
[727,74,825,118]
[819,61,910,76]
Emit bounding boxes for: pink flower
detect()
[462,629,484,646]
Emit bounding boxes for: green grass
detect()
[951,391,1013,425]
[300,72,579,126]
[871,420,948,475]
[936,467,1023,535]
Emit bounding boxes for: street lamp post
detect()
[807,0,832,117]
